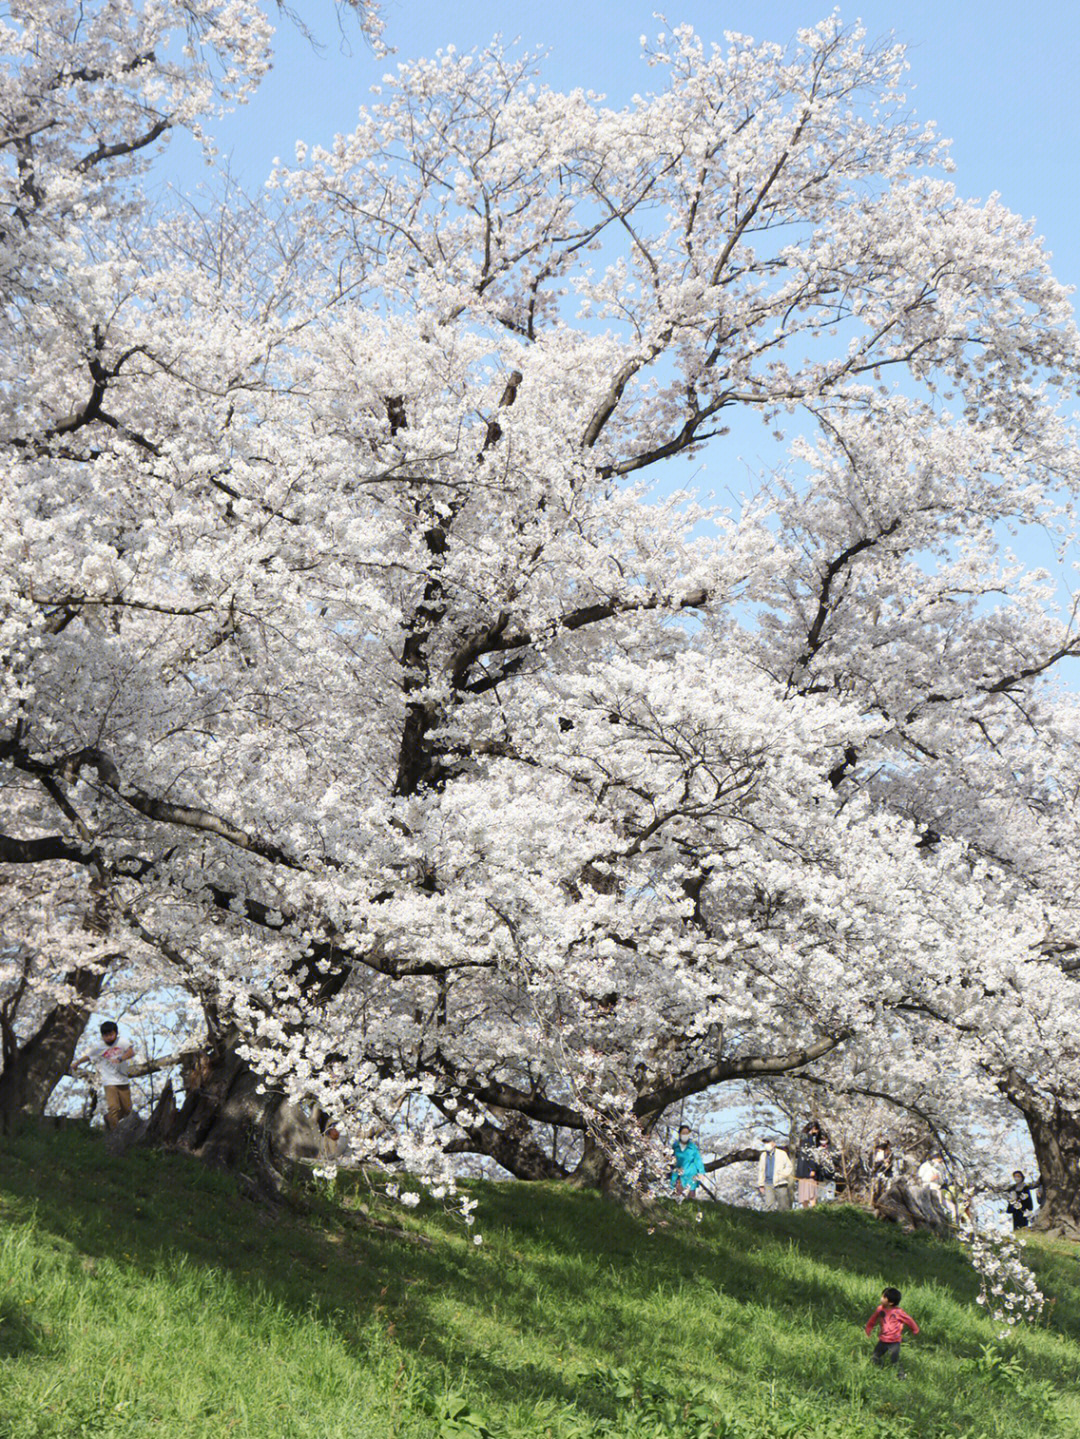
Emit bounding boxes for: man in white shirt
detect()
[74,1021,135,1129]
[916,1155,944,1191]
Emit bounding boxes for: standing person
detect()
[756,1137,793,1210]
[870,1138,894,1202]
[795,1120,823,1208]
[865,1286,919,1379]
[1006,1170,1035,1230]
[817,1130,836,1200]
[669,1124,705,1200]
[916,1153,944,1193]
[73,1021,135,1131]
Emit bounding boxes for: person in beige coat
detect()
[757,1138,794,1211]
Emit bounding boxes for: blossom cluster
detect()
[964,1230,1046,1337]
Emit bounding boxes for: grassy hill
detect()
[2,1126,1079,1439]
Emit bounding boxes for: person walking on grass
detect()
[865,1286,919,1379]
[756,1137,793,1211]
[72,1021,135,1130]
[670,1124,705,1201]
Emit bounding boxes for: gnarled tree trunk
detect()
[0,964,105,1133]
[142,1025,326,1198]
[445,1110,569,1181]
[567,1133,655,1211]
[1004,1073,1080,1240]
[569,1135,619,1191]
[874,1175,953,1234]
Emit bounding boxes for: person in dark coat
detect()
[1006,1170,1035,1230]
[817,1130,836,1198]
[795,1120,824,1208]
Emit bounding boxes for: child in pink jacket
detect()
[865,1287,919,1378]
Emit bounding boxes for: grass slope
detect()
[1,1127,1079,1439]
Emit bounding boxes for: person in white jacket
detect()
[757,1138,794,1211]
[916,1155,944,1193]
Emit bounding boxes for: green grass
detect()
[2,1127,1079,1438]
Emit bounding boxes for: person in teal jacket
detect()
[670,1125,706,1199]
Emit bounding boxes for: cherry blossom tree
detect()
[0,0,378,1131]
[3,14,1080,1208]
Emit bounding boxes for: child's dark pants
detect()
[872,1341,905,1377]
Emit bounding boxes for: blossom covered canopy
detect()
[2,8,1080,1191]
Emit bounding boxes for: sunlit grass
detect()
[1,1125,1079,1437]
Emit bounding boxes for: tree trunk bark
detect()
[568,1133,649,1207]
[0,965,105,1133]
[148,1030,326,1196]
[445,1113,569,1181]
[873,1174,953,1234]
[568,1134,613,1188]
[1013,1091,1080,1240]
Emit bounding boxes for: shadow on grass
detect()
[2,1124,1078,1433]
[0,1297,47,1359]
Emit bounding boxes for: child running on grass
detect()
[865,1286,919,1378]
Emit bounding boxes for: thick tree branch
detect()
[458,587,708,693]
[4,740,310,871]
[76,118,170,173]
[795,519,902,673]
[0,831,91,865]
[704,1146,760,1173]
[634,1030,852,1119]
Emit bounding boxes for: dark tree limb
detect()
[704,1146,759,1172]
[459,587,708,695]
[634,1030,852,1121]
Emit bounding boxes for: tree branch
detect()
[634,1030,852,1118]
[458,587,708,693]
